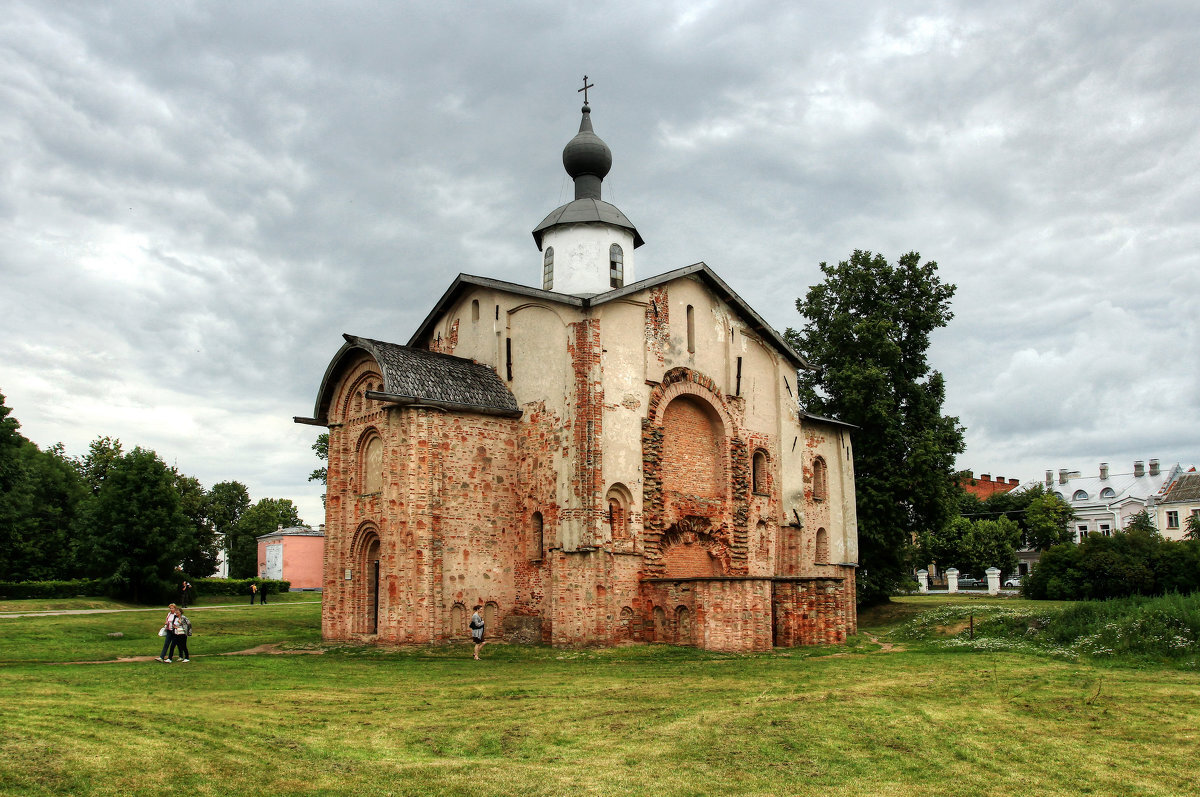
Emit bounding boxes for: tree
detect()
[1021,486,1075,550]
[1185,512,1200,541]
[206,480,250,574]
[172,470,221,578]
[74,436,123,495]
[73,447,196,602]
[1124,510,1157,535]
[920,515,1020,577]
[227,497,302,578]
[0,395,88,581]
[786,250,964,604]
[309,433,328,485]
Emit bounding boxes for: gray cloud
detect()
[2,1,1196,525]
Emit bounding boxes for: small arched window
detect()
[812,457,828,502]
[530,512,544,561]
[609,244,623,288]
[1072,490,1089,501]
[686,305,695,353]
[815,528,829,564]
[752,450,769,494]
[1100,487,1115,499]
[543,247,554,290]
[471,299,480,322]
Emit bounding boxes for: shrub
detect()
[190,577,290,597]
[0,579,105,599]
[1026,531,1200,600]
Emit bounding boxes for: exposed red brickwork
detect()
[644,286,670,369]
[568,318,604,547]
[317,301,857,651]
[772,571,854,645]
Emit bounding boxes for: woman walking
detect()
[167,609,191,663]
[154,604,178,662]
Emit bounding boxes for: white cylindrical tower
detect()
[532,101,643,296]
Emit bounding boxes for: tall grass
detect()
[891,592,1200,668]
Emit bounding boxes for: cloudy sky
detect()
[2,1,1197,525]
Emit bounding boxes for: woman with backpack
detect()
[166,608,191,663]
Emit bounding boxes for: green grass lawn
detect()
[1,596,1198,796]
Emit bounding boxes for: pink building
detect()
[257,525,326,590]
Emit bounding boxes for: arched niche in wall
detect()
[357,428,384,495]
[815,527,829,565]
[661,395,726,499]
[530,511,544,561]
[605,483,632,541]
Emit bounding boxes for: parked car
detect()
[956,575,987,589]
[1003,575,1022,588]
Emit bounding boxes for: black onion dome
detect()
[562,105,611,198]
[531,103,643,250]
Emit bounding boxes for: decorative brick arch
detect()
[653,516,732,578]
[641,367,749,576]
[645,367,734,431]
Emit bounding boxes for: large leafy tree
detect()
[207,480,251,574]
[786,250,964,604]
[172,470,222,578]
[921,515,1020,577]
[74,436,123,495]
[1017,486,1075,550]
[0,395,88,580]
[227,497,302,578]
[74,447,196,602]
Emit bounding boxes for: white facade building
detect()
[1038,459,1181,542]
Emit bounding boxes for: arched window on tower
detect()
[812,456,828,502]
[609,243,623,289]
[543,247,554,290]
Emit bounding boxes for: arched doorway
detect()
[353,528,381,635]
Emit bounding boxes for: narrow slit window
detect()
[543,247,554,290]
[686,305,695,353]
[609,244,623,289]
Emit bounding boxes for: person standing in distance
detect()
[469,605,487,660]
[250,583,257,604]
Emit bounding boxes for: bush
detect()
[0,579,105,599]
[190,577,290,598]
[1026,531,1200,601]
[0,577,290,602]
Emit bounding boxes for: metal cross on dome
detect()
[578,75,594,104]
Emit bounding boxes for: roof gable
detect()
[407,263,812,370]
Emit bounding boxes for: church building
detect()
[296,92,859,651]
